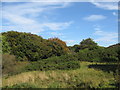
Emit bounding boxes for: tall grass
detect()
[2,62,116,88]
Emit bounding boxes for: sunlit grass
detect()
[2,61,116,88]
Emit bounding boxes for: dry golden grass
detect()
[2,61,115,88]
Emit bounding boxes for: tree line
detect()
[2,31,119,62]
[1,31,119,76]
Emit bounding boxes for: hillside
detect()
[2,31,69,61]
[1,31,120,88]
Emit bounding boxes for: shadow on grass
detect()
[88,63,120,88]
[88,64,119,73]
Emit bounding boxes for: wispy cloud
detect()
[94,30,118,41]
[83,15,106,21]
[93,24,101,30]
[42,21,73,30]
[2,2,72,34]
[93,29,118,46]
[49,32,63,36]
[91,2,118,10]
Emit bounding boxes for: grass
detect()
[2,61,116,88]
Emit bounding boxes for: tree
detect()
[70,38,99,53]
[48,37,70,55]
[2,31,69,61]
[0,35,11,53]
[79,38,98,50]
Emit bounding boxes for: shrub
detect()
[2,31,70,61]
[2,53,17,75]
[0,35,11,54]
[2,53,30,76]
[77,45,119,63]
[25,55,80,71]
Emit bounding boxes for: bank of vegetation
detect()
[1,31,120,88]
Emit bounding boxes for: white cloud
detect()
[48,32,67,38]
[65,40,75,45]
[43,21,73,30]
[2,2,72,34]
[93,24,118,46]
[50,32,63,36]
[112,12,117,16]
[94,30,118,42]
[83,15,106,21]
[91,2,118,10]
[93,24,101,30]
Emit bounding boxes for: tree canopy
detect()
[1,31,119,63]
[1,31,69,61]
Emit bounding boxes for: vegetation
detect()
[69,38,99,52]
[48,38,70,55]
[2,53,30,76]
[72,39,119,63]
[1,31,119,88]
[2,31,69,61]
[2,62,116,88]
[25,55,80,71]
[3,83,37,88]
[2,53,16,75]
[0,35,11,53]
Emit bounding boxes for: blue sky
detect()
[1,2,118,47]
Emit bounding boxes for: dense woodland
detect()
[1,31,120,88]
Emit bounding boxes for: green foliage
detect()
[71,38,99,53]
[3,83,37,88]
[101,44,119,62]
[80,38,97,45]
[0,35,11,53]
[2,31,119,63]
[88,64,118,73]
[2,62,116,88]
[25,55,80,71]
[48,37,70,56]
[1,31,119,89]
[76,43,119,62]
[2,31,69,61]
[1,31,119,78]
[79,38,98,50]
[69,44,80,52]
[77,48,100,62]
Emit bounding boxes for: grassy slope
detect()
[2,62,115,88]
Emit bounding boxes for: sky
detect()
[0,1,118,47]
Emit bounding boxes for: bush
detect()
[2,53,30,76]
[0,35,11,54]
[77,45,119,63]
[2,31,70,61]
[2,53,17,75]
[25,55,80,71]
